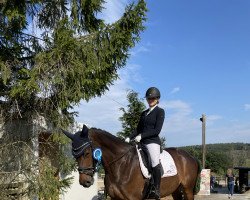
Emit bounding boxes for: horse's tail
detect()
[193,158,202,195]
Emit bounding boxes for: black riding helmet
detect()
[145,87,161,99]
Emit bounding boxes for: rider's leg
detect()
[146,143,161,199]
[152,163,161,199]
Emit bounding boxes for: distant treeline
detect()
[179,143,250,175]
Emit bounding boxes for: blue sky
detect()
[76,0,250,147]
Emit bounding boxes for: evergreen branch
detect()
[15,99,22,118]
[20,32,46,41]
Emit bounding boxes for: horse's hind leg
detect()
[172,191,183,200]
[172,185,184,200]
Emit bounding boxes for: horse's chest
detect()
[104,176,124,199]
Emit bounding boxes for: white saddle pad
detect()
[136,145,177,179]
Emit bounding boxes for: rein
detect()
[107,146,134,167]
[75,140,134,177]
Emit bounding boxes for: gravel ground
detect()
[160,188,250,200]
[104,187,250,200]
[195,188,250,200]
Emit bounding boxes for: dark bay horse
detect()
[62,126,201,200]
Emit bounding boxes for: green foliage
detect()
[117,90,146,138]
[0,0,147,126]
[246,159,250,166]
[180,143,250,175]
[0,0,147,198]
[0,61,11,84]
[38,158,73,200]
[161,136,167,148]
[51,131,77,175]
[205,152,231,174]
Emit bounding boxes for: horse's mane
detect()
[89,127,129,146]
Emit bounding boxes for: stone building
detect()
[0,114,97,200]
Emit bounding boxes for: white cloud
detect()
[203,115,223,128]
[130,41,153,57]
[130,45,150,56]
[74,64,141,134]
[170,87,180,94]
[119,64,144,84]
[101,0,130,24]
[160,101,249,146]
[207,115,222,121]
[161,100,191,115]
[244,104,250,111]
[159,100,200,146]
[207,123,250,144]
[159,101,226,147]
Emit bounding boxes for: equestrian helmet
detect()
[145,87,161,99]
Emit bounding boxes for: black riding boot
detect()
[148,164,161,200]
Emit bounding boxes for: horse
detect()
[62,125,201,200]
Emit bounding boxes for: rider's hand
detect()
[135,134,141,143]
[125,137,130,143]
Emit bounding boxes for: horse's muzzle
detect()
[80,177,94,188]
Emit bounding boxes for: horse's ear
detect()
[61,129,74,140]
[80,124,89,138]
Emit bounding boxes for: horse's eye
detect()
[84,152,90,157]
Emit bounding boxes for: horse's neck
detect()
[89,129,131,168]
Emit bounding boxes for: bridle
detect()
[72,138,134,177]
[72,141,98,177]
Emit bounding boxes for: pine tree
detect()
[0,0,147,126]
[117,90,146,138]
[0,0,147,198]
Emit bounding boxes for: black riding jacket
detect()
[130,106,165,145]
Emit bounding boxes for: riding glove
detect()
[135,134,142,143]
[125,137,130,143]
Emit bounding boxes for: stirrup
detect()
[147,187,160,200]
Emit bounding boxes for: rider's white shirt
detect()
[146,104,158,116]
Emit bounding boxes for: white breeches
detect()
[145,143,160,167]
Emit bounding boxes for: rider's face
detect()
[147,97,158,107]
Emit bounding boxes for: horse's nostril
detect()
[80,180,92,188]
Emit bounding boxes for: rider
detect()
[125,87,165,199]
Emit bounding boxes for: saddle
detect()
[137,143,163,175]
[136,144,177,179]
